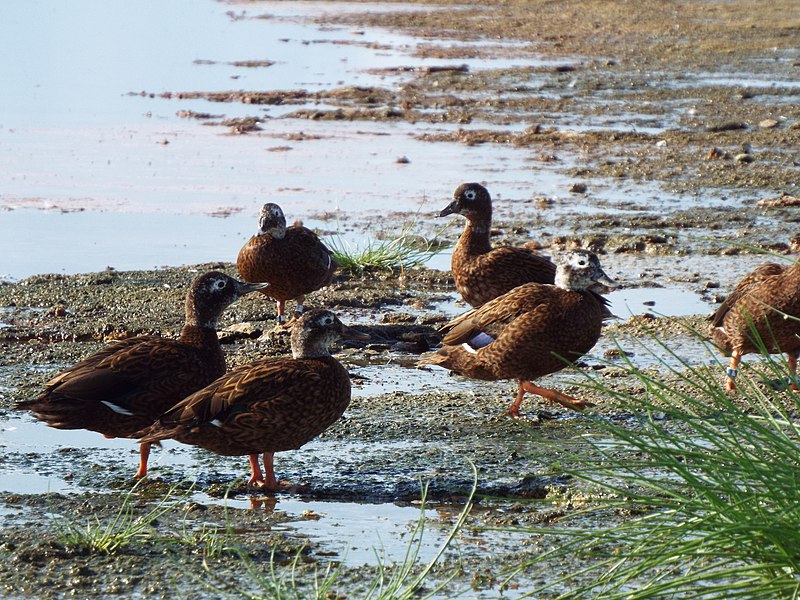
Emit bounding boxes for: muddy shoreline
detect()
[2,0,799,596]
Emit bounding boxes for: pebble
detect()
[734,153,754,163]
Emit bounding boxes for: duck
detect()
[237,203,338,325]
[16,272,268,478]
[709,258,800,391]
[439,182,556,308]
[137,309,368,491]
[418,249,616,417]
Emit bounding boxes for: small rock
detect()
[706,121,747,132]
[218,322,261,341]
[569,182,588,194]
[734,153,754,163]
[759,118,779,129]
[395,156,410,164]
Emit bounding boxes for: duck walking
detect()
[138,309,367,490]
[710,259,800,391]
[237,203,338,325]
[419,249,616,417]
[16,272,267,478]
[439,182,556,307]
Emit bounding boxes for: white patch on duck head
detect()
[554,249,616,291]
[257,203,287,239]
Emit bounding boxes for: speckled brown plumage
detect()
[709,260,800,391]
[138,309,367,490]
[439,183,556,308]
[237,203,338,323]
[16,272,267,478]
[419,249,616,416]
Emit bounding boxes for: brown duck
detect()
[16,272,267,479]
[138,309,368,490]
[237,203,338,324]
[439,182,556,308]
[419,249,616,417]
[709,259,800,391]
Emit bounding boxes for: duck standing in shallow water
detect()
[16,272,267,478]
[419,249,616,417]
[237,203,338,325]
[138,309,367,491]
[439,182,556,308]
[710,258,800,391]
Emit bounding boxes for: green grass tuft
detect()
[509,328,800,599]
[54,480,192,554]
[326,233,447,275]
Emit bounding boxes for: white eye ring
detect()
[215,279,227,289]
[464,189,477,201]
[322,316,333,325]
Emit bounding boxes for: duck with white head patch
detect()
[237,203,338,327]
[419,249,617,417]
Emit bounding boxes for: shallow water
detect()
[0,0,771,282]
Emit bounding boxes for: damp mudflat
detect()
[1,0,799,597]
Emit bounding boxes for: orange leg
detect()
[787,352,799,391]
[506,381,593,418]
[248,453,265,486]
[247,452,286,491]
[134,442,151,479]
[725,352,742,392]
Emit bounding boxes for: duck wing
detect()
[709,262,785,327]
[440,283,555,346]
[149,358,322,432]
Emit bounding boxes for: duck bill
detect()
[593,270,618,289]
[235,280,270,295]
[438,200,459,217]
[341,324,369,341]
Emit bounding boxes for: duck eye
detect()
[464,189,477,201]
[215,279,228,289]
[578,260,586,266]
[322,316,333,325]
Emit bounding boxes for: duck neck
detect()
[178,323,222,348]
[459,217,493,256]
[291,344,331,360]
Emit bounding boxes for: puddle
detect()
[194,493,457,567]
[607,286,711,319]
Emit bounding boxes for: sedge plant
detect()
[504,323,800,599]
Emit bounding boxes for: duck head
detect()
[554,249,617,292]
[257,203,288,239]
[439,182,492,220]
